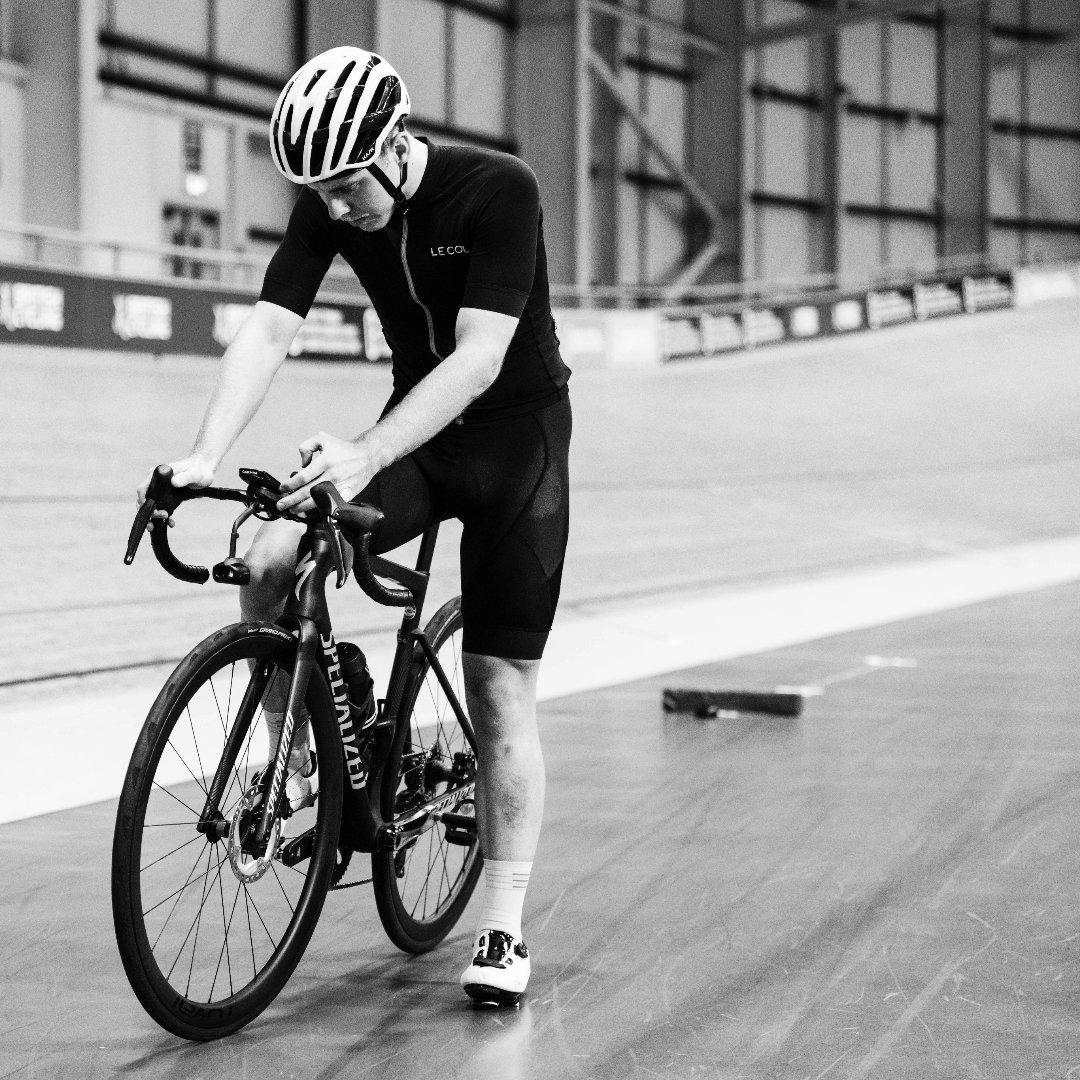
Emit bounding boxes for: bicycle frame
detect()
[207,514,477,858]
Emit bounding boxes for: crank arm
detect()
[277,828,316,867]
[375,781,476,849]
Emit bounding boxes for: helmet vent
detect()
[310,60,356,175]
[282,105,313,176]
[269,47,410,183]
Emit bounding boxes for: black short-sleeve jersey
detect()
[260,140,570,422]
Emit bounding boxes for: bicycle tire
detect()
[111,622,343,1040]
[372,596,483,953]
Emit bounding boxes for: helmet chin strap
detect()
[367,160,409,210]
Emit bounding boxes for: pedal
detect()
[441,811,477,847]
[276,830,315,867]
[212,557,251,585]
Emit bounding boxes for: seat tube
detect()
[415,523,440,574]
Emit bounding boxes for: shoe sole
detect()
[463,982,524,1007]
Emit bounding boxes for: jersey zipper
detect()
[400,214,443,362]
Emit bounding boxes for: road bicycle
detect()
[112,465,482,1041]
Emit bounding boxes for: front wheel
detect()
[111,623,343,1040]
[372,596,483,952]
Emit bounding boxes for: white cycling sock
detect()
[476,860,532,940]
[263,709,311,771]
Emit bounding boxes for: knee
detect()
[240,525,303,614]
[463,654,540,742]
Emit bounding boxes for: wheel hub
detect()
[228,787,282,883]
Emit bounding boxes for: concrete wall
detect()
[0,0,1078,292]
[0,59,25,234]
[11,0,80,233]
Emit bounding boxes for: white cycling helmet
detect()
[270,47,411,191]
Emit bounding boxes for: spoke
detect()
[150,841,214,951]
[210,869,242,1001]
[185,703,207,791]
[145,849,219,918]
[150,779,202,819]
[208,671,227,737]
[165,845,215,980]
[245,888,278,951]
[436,836,454,911]
[140,831,203,874]
[214,665,253,804]
[163,737,209,797]
[185,845,226,997]
[277,857,309,878]
[225,662,236,738]
[144,821,205,828]
[423,828,441,919]
[244,887,257,984]
[415,822,441,921]
[208,669,258,830]
[270,864,296,917]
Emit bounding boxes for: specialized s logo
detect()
[430,244,470,256]
[294,553,316,598]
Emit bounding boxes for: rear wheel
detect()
[111,623,343,1040]
[372,597,483,952]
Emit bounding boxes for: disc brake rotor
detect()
[228,787,282,883]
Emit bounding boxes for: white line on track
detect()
[3,534,1080,825]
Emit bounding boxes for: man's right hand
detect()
[137,456,216,525]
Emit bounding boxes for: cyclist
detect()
[138,46,570,1007]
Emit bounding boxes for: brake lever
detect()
[311,482,355,589]
[125,464,189,565]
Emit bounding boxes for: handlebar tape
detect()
[150,519,211,584]
[351,533,414,607]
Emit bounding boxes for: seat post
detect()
[415,524,440,574]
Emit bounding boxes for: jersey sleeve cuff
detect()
[460,284,529,319]
[258,277,317,318]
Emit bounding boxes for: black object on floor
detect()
[662,688,804,718]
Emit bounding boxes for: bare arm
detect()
[278,306,519,510]
[137,301,303,502]
[185,301,304,476]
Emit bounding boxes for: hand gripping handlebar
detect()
[125,465,250,584]
[125,465,211,583]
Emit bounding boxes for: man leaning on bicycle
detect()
[138,45,571,1006]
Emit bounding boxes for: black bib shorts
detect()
[358,394,571,662]
[260,140,573,660]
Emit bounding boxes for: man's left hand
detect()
[277,430,376,512]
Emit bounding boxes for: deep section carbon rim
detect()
[114,627,340,1036]
[374,599,482,950]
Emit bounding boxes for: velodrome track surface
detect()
[1,303,1079,1076]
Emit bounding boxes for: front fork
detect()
[255,616,319,845]
[196,619,318,850]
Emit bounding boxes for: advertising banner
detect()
[658,271,1018,362]
[0,263,387,362]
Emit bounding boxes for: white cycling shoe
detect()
[284,748,317,811]
[460,929,530,1006]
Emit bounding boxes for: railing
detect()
[0,220,362,302]
[0,218,1013,316]
[550,251,1012,314]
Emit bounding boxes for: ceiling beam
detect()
[991,29,1080,66]
[744,0,983,49]
[588,47,724,230]
[587,0,727,55]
